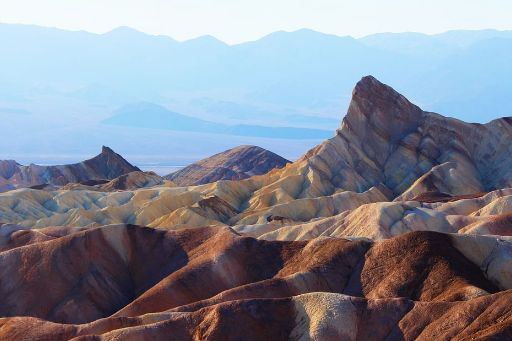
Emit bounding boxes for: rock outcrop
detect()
[237,188,512,241]
[291,76,512,199]
[165,145,290,186]
[0,225,510,340]
[0,146,140,192]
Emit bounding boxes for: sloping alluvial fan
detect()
[0,76,512,340]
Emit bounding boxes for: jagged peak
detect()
[101,145,115,155]
[340,76,424,143]
[88,146,141,175]
[353,75,397,97]
[350,76,421,115]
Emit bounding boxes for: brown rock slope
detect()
[164,145,290,186]
[0,225,510,340]
[0,146,140,192]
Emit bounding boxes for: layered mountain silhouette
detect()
[2,24,512,163]
[165,145,290,186]
[103,102,332,139]
[1,24,512,123]
[0,146,139,192]
[1,77,512,339]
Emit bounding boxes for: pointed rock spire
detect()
[342,76,423,142]
[86,146,140,179]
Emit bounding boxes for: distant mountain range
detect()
[0,144,292,192]
[1,24,511,122]
[1,24,511,161]
[103,102,332,139]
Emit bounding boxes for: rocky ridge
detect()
[0,146,140,192]
[164,145,290,186]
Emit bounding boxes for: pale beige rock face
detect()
[396,162,484,201]
[450,234,512,290]
[246,188,512,241]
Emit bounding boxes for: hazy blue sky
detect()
[1,0,511,43]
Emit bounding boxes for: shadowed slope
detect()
[60,171,168,192]
[1,291,512,340]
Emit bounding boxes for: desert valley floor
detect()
[0,76,511,340]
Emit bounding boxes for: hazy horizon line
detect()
[2,21,511,46]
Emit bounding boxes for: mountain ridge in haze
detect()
[1,23,511,166]
[103,102,333,139]
[1,23,511,121]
